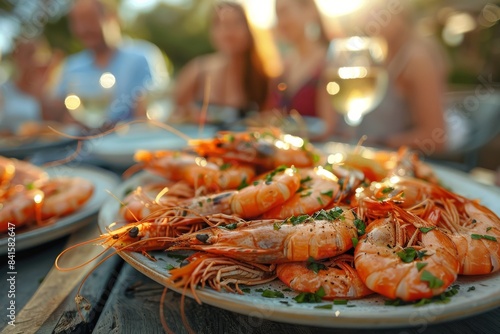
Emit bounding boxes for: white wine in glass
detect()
[324,37,388,134]
[64,72,116,129]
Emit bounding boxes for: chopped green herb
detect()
[300,191,312,198]
[333,299,348,305]
[283,288,293,292]
[471,234,497,242]
[300,176,313,184]
[352,237,359,248]
[321,190,334,198]
[397,247,428,263]
[307,257,327,273]
[255,288,264,292]
[416,262,428,271]
[314,304,333,310]
[261,290,285,298]
[219,163,232,171]
[419,227,436,234]
[294,287,325,303]
[273,222,282,230]
[241,288,251,293]
[237,177,249,190]
[165,264,176,270]
[382,187,395,194]
[285,215,311,226]
[354,219,366,236]
[486,227,492,232]
[224,223,238,230]
[420,270,444,289]
[346,305,356,308]
[467,286,476,292]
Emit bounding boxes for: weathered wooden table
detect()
[1,219,499,334]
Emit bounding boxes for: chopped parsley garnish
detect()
[224,223,238,230]
[241,288,251,293]
[307,257,327,273]
[300,176,313,184]
[237,177,249,190]
[333,299,348,305]
[354,219,366,236]
[265,165,288,183]
[416,262,428,271]
[471,234,497,242]
[321,190,334,198]
[420,270,444,289]
[486,227,492,232]
[261,290,284,298]
[419,227,436,234]
[219,163,232,171]
[300,191,312,198]
[467,286,476,292]
[352,237,359,248]
[165,264,176,270]
[314,304,333,310]
[313,208,344,221]
[294,286,326,303]
[381,187,395,194]
[397,247,428,263]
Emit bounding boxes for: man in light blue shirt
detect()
[54,0,153,126]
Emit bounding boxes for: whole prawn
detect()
[354,200,459,301]
[168,208,359,263]
[276,254,372,299]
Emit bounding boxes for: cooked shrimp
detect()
[178,166,301,219]
[120,181,195,222]
[134,151,256,191]
[0,156,48,187]
[169,208,358,263]
[38,177,94,219]
[276,254,372,299]
[431,198,500,275]
[354,201,459,301]
[359,176,500,275]
[262,167,340,219]
[189,129,323,171]
[0,189,44,232]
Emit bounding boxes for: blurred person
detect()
[50,0,157,126]
[0,38,61,133]
[268,0,336,141]
[334,1,448,152]
[173,1,271,125]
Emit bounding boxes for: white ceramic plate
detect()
[86,123,218,167]
[98,165,500,329]
[0,165,120,254]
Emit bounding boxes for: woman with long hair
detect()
[269,0,336,140]
[174,1,271,124]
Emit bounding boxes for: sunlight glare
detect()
[242,0,276,29]
[316,0,365,17]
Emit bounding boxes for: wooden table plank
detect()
[91,263,500,334]
[36,256,123,334]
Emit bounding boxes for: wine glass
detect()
[64,72,116,129]
[324,36,388,142]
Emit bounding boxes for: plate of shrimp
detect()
[0,157,120,253]
[83,128,499,329]
[0,122,80,159]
